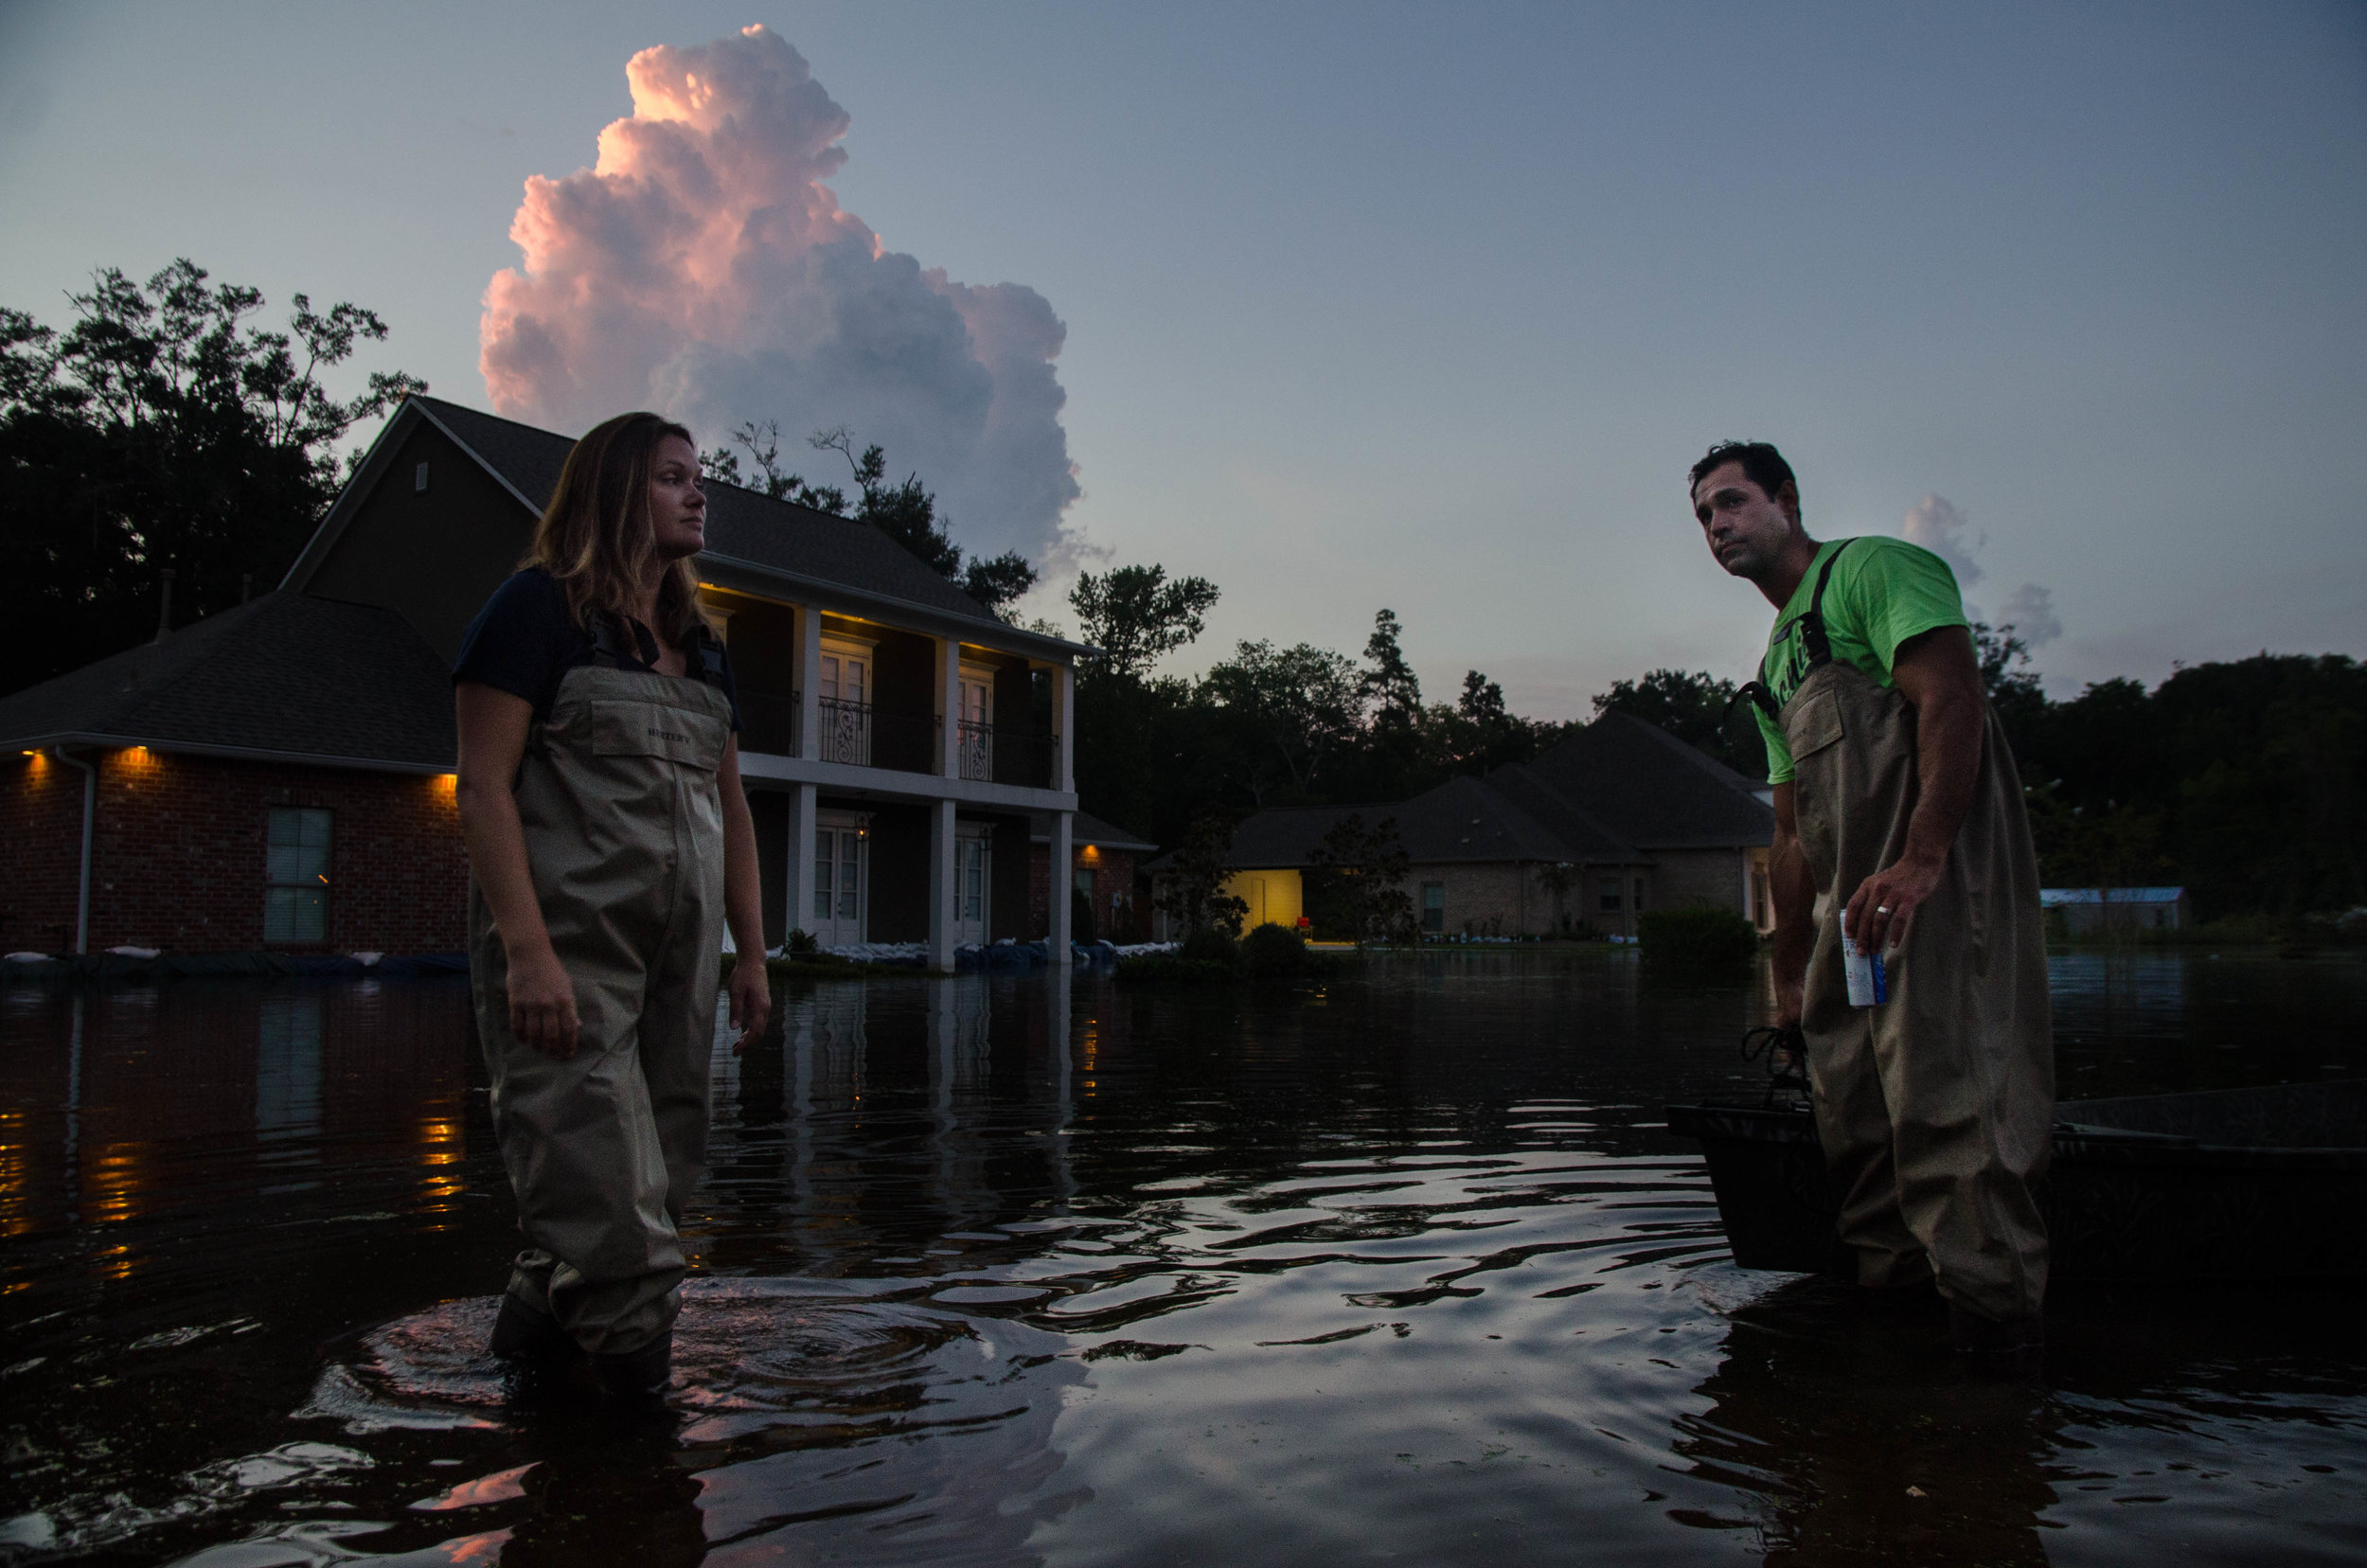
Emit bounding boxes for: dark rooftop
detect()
[0,592,455,769]
[413,397,1041,640]
[1521,711,1773,849]
[1190,711,1770,872]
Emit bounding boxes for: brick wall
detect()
[1,748,467,955]
[1649,848,1751,919]
[1027,842,1143,943]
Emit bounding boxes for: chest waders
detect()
[1771,544,2054,1323]
[469,617,735,1364]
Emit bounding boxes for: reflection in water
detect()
[0,953,2362,1565]
[256,994,324,1193]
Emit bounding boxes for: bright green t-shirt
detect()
[1753,537,1970,784]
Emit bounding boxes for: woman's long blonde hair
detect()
[523,412,711,642]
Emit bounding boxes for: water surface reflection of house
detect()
[1157,712,1774,940]
[0,397,1097,969]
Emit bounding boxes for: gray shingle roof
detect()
[0,592,455,768]
[415,398,1023,636]
[1522,711,1773,848]
[1181,711,1769,872]
[1184,772,1644,871]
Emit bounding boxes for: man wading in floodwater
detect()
[1692,441,2052,1354]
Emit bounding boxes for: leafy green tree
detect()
[1427,668,1559,777]
[1201,639,1367,803]
[1305,812,1415,943]
[2,258,424,692]
[1361,608,1422,729]
[1154,811,1249,936]
[1070,563,1221,680]
[1591,668,1766,778]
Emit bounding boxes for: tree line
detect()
[8,262,2358,920]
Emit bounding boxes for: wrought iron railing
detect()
[998,732,1059,789]
[817,697,871,767]
[957,720,994,781]
[737,686,799,757]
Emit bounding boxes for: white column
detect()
[1048,809,1074,965]
[1056,663,1076,793]
[797,604,822,761]
[936,635,962,777]
[788,782,818,942]
[927,796,958,973]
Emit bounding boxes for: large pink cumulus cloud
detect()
[480,26,1079,557]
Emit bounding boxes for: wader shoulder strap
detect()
[584,612,731,694]
[686,624,731,693]
[1796,539,1854,670]
[1731,539,1856,724]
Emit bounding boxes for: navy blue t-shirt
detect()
[453,568,741,731]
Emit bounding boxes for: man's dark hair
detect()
[1688,440,1796,506]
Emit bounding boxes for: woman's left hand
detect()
[728,954,772,1056]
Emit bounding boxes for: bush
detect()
[786,927,820,956]
[1241,922,1308,977]
[1179,925,1240,968]
[1637,903,1760,969]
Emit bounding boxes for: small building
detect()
[1031,811,1158,944]
[2039,886,2189,936]
[1156,711,1774,941]
[2,395,1102,969]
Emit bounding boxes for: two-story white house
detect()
[294,396,1096,970]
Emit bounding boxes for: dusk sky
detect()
[5,2,2362,715]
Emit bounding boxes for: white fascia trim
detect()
[18,732,454,776]
[696,551,1100,665]
[732,748,1075,811]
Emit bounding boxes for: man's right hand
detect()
[507,944,580,1059]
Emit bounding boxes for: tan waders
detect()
[1777,549,2054,1327]
[470,639,735,1370]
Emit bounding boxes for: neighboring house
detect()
[1154,711,1773,940]
[1030,811,1159,944]
[2039,886,2189,935]
[1,395,1097,969]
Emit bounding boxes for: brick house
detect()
[2,395,1103,968]
[1154,712,1774,941]
[1028,811,1158,944]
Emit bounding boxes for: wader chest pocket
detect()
[587,700,725,769]
[1784,687,1845,763]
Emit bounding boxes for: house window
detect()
[1421,882,1445,933]
[264,807,331,943]
[1598,877,1623,914]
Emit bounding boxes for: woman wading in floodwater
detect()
[453,412,771,1399]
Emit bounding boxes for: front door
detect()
[812,817,867,948]
[954,828,990,947]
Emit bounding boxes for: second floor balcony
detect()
[733,690,1060,790]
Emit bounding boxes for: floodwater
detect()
[2,949,2363,1566]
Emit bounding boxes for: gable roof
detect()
[0,592,455,771]
[1177,772,1645,872]
[1171,710,1768,874]
[286,396,1095,661]
[1521,710,1773,848]
[1030,810,1159,853]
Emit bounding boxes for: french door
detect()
[818,647,871,765]
[811,819,866,948]
[953,829,990,947]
